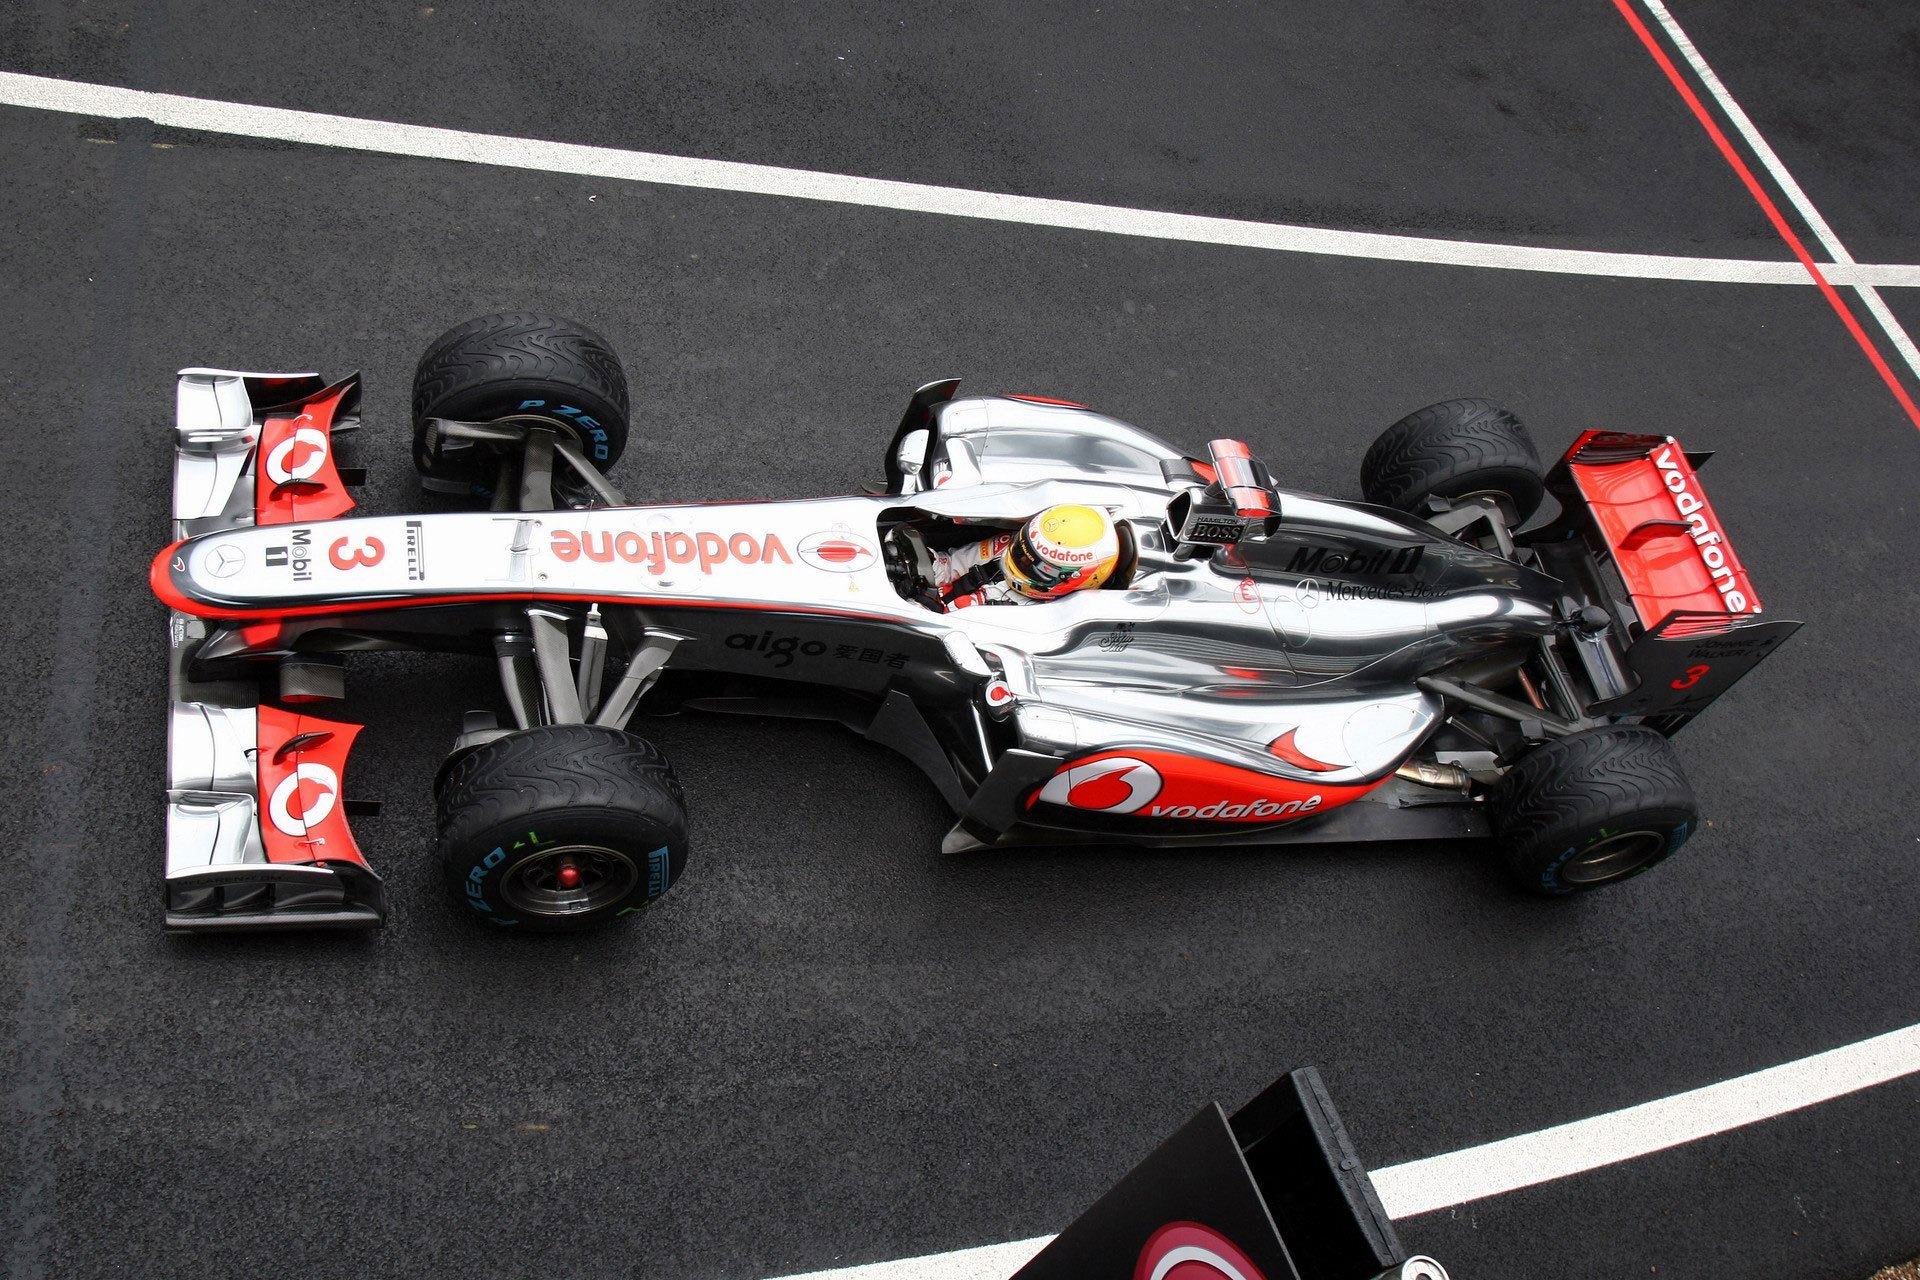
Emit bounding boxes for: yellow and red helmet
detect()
[1001,504,1121,600]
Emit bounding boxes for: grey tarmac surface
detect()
[1,4,1918,1279]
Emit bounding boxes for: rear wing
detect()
[1545,431,1800,731]
[164,369,383,931]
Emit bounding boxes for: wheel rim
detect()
[1562,830,1666,885]
[499,844,640,917]
[492,412,588,450]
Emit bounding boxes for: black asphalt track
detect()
[2,4,1918,1279]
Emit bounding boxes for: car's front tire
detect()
[1492,726,1697,895]
[411,311,631,499]
[436,724,688,932]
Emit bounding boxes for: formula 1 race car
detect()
[153,313,1800,933]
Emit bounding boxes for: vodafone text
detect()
[549,529,792,574]
[1150,795,1322,820]
[1654,447,1756,614]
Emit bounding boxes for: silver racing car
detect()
[153,313,1799,933]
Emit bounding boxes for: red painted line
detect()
[1610,0,1920,432]
[1003,394,1088,408]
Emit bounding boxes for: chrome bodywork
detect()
[162,377,1562,865]
[158,371,1587,928]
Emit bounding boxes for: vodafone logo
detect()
[798,531,878,573]
[1036,756,1162,815]
[265,424,329,485]
[268,763,339,836]
[1134,1223,1268,1280]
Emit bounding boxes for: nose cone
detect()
[151,539,198,613]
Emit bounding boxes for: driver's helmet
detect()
[1002,504,1122,600]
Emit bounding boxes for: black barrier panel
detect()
[1231,1069,1401,1279]
[1011,1068,1407,1280]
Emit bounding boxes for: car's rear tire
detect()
[412,311,630,498]
[1492,726,1697,895]
[1361,398,1545,524]
[436,723,687,932]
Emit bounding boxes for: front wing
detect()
[163,368,385,931]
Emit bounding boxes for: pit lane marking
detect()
[1613,0,1920,430]
[1629,0,1920,389]
[763,1018,1920,1278]
[4,71,1920,290]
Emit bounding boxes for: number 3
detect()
[1670,664,1710,690]
[329,535,385,571]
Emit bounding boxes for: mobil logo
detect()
[1134,1222,1268,1280]
[268,762,339,836]
[1034,755,1163,815]
[798,530,878,573]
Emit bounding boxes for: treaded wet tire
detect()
[436,723,687,932]
[1492,726,1697,896]
[1361,398,1544,523]
[412,311,630,494]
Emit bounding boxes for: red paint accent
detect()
[1206,438,1273,516]
[1220,666,1268,679]
[1566,433,1760,628]
[1267,728,1341,773]
[1067,769,1140,811]
[1134,1222,1270,1280]
[556,864,582,890]
[815,541,867,563]
[1610,0,1920,433]
[1033,748,1379,822]
[238,621,284,650]
[254,379,358,526]
[1189,460,1218,484]
[1003,394,1087,408]
[255,706,366,868]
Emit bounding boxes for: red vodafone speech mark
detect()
[1134,1222,1268,1280]
[265,424,329,485]
[1036,756,1164,815]
[1610,0,1920,433]
[268,764,339,836]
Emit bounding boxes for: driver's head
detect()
[1002,505,1122,600]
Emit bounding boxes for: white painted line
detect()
[764,1020,1920,1278]
[1637,0,1920,380]
[1370,1020,1920,1217]
[5,70,1920,289]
